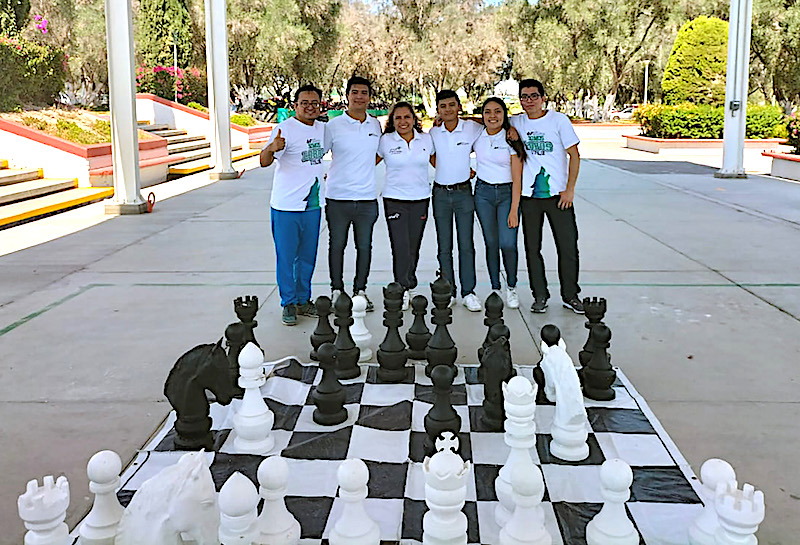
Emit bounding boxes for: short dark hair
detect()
[294,84,322,103]
[346,76,372,96]
[518,79,545,97]
[435,89,460,105]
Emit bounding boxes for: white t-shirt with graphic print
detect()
[266,117,325,211]
[510,110,579,198]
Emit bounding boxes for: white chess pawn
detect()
[714,480,765,545]
[233,342,275,454]
[329,458,380,545]
[219,472,259,545]
[495,375,540,529]
[586,459,639,545]
[78,450,124,545]
[499,463,552,545]
[18,475,71,545]
[351,295,373,362]
[423,433,471,545]
[254,456,300,545]
[688,458,737,545]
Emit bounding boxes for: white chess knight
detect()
[79,450,125,545]
[586,459,639,545]
[423,432,471,545]
[115,450,219,545]
[713,480,765,545]
[219,472,259,545]
[18,474,71,545]
[233,342,275,454]
[499,463,552,545]
[351,295,373,362]
[540,338,589,462]
[688,458,737,545]
[328,458,380,545]
[254,456,301,545]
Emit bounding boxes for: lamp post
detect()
[172,30,178,103]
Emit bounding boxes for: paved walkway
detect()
[1,129,798,543]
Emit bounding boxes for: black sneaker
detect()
[562,297,585,314]
[354,290,374,312]
[282,304,297,326]
[296,300,317,317]
[531,297,548,313]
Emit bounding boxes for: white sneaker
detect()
[506,287,520,309]
[463,293,482,312]
[402,290,410,311]
[331,289,343,303]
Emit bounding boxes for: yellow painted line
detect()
[0,160,8,169]
[170,163,209,175]
[0,187,113,227]
[37,168,43,178]
[234,150,260,161]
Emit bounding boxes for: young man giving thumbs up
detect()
[260,84,325,326]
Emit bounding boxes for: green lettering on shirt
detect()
[302,141,324,165]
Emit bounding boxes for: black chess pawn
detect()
[377,283,409,382]
[425,275,457,377]
[480,333,514,431]
[312,343,348,425]
[578,297,607,380]
[406,295,432,361]
[423,364,462,456]
[310,296,336,361]
[333,292,361,379]
[478,291,505,365]
[234,295,260,347]
[582,324,616,401]
[532,324,561,403]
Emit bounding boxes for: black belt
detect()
[476,178,512,186]
[434,181,472,191]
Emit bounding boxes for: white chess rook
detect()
[351,295,373,362]
[689,459,737,545]
[714,480,765,545]
[329,458,380,545]
[499,463,552,545]
[18,475,71,545]
[254,456,301,545]
[78,450,124,545]
[495,375,541,528]
[233,342,275,454]
[423,435,471,545]
[586,459,639,545]
[219,472,259,545]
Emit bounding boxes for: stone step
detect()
[138,123,170,132]
[167,144,244,167]
[0,178,77,205]
[152,129,188,138]
[0,187,114,228]
[168,140,211,155]
[169,148,257,177]
[166,134,206,146]
[0,168,42,186]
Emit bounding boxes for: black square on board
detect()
[306,382,364,405]
[283,427,353,460]
[154,429,231,452]
[467,406,505,432]
[358,401,413,431]
[363,460,409,499]
[285,496,334,539]
[552,502,645,545]
[536,433,606,465]
[274,359,318,384]
[415,383,467,405]
[586,407,656,434]
[210,452,263,490]
[265,398,303,430]
[631,466,702,503]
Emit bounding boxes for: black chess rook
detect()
[578,297,607,379]
[425,276,457,377]
[333,292,361,379]
[312,343,348,425]
[310,296,336,361]
[406,295,432,361]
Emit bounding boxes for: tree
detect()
[0,0,30,35]
[662,16,728,105]
[136,0,194,68]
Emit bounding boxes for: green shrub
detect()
[21,115,46,131]
[181,67,207,105]
[0,0,30,36]
[662,16,728,106]
[745,104,785,139]
[187,101,208,112]
[635,103,785,140]
[137,65,207,105]
[788,113,800,154]
[0,35,67,111]
[231,113,255,126]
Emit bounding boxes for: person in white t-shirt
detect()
[260,84,325,326]
[377,101,435,310]
[510,78,584,315]
[429,90,483,312]
[323,76,382,311]
[473,97,528,309]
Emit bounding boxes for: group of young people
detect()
[260,76,583,326]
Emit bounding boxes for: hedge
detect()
[136,65,207,106]
[0,35,67,111]
[635,103,786,140]
[788,113,800,154]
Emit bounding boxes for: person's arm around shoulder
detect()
[260,128,285,167]
[509,152,523,228]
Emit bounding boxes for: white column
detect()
[204,0,237,180]
[104,0,146,214]
[717,0,754,178]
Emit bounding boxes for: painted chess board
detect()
[108,361,704,545]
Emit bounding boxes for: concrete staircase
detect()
[0,163,113,229]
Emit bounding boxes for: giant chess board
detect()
[103,359,704,545]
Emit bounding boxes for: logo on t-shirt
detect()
[389,146,404,155]
[525,132,554,156]
[533,167,551,198]
[302,140,324,165]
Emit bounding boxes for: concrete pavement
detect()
[1,128,798,544]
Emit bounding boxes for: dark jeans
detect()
[474,180,519,290]
[520,195,580,301]
[432,183,476,297]
[325,199,379,292]
[384,198,429,290]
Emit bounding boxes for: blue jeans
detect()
[474,180,519,290]
[270,207,321,307]
[432,183,476,297]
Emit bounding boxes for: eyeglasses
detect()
[298,101,320,108]
[520,93,542,101]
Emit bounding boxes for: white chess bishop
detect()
[423,432,471,545]
[540,338,588,462]
[688,458,737,545]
